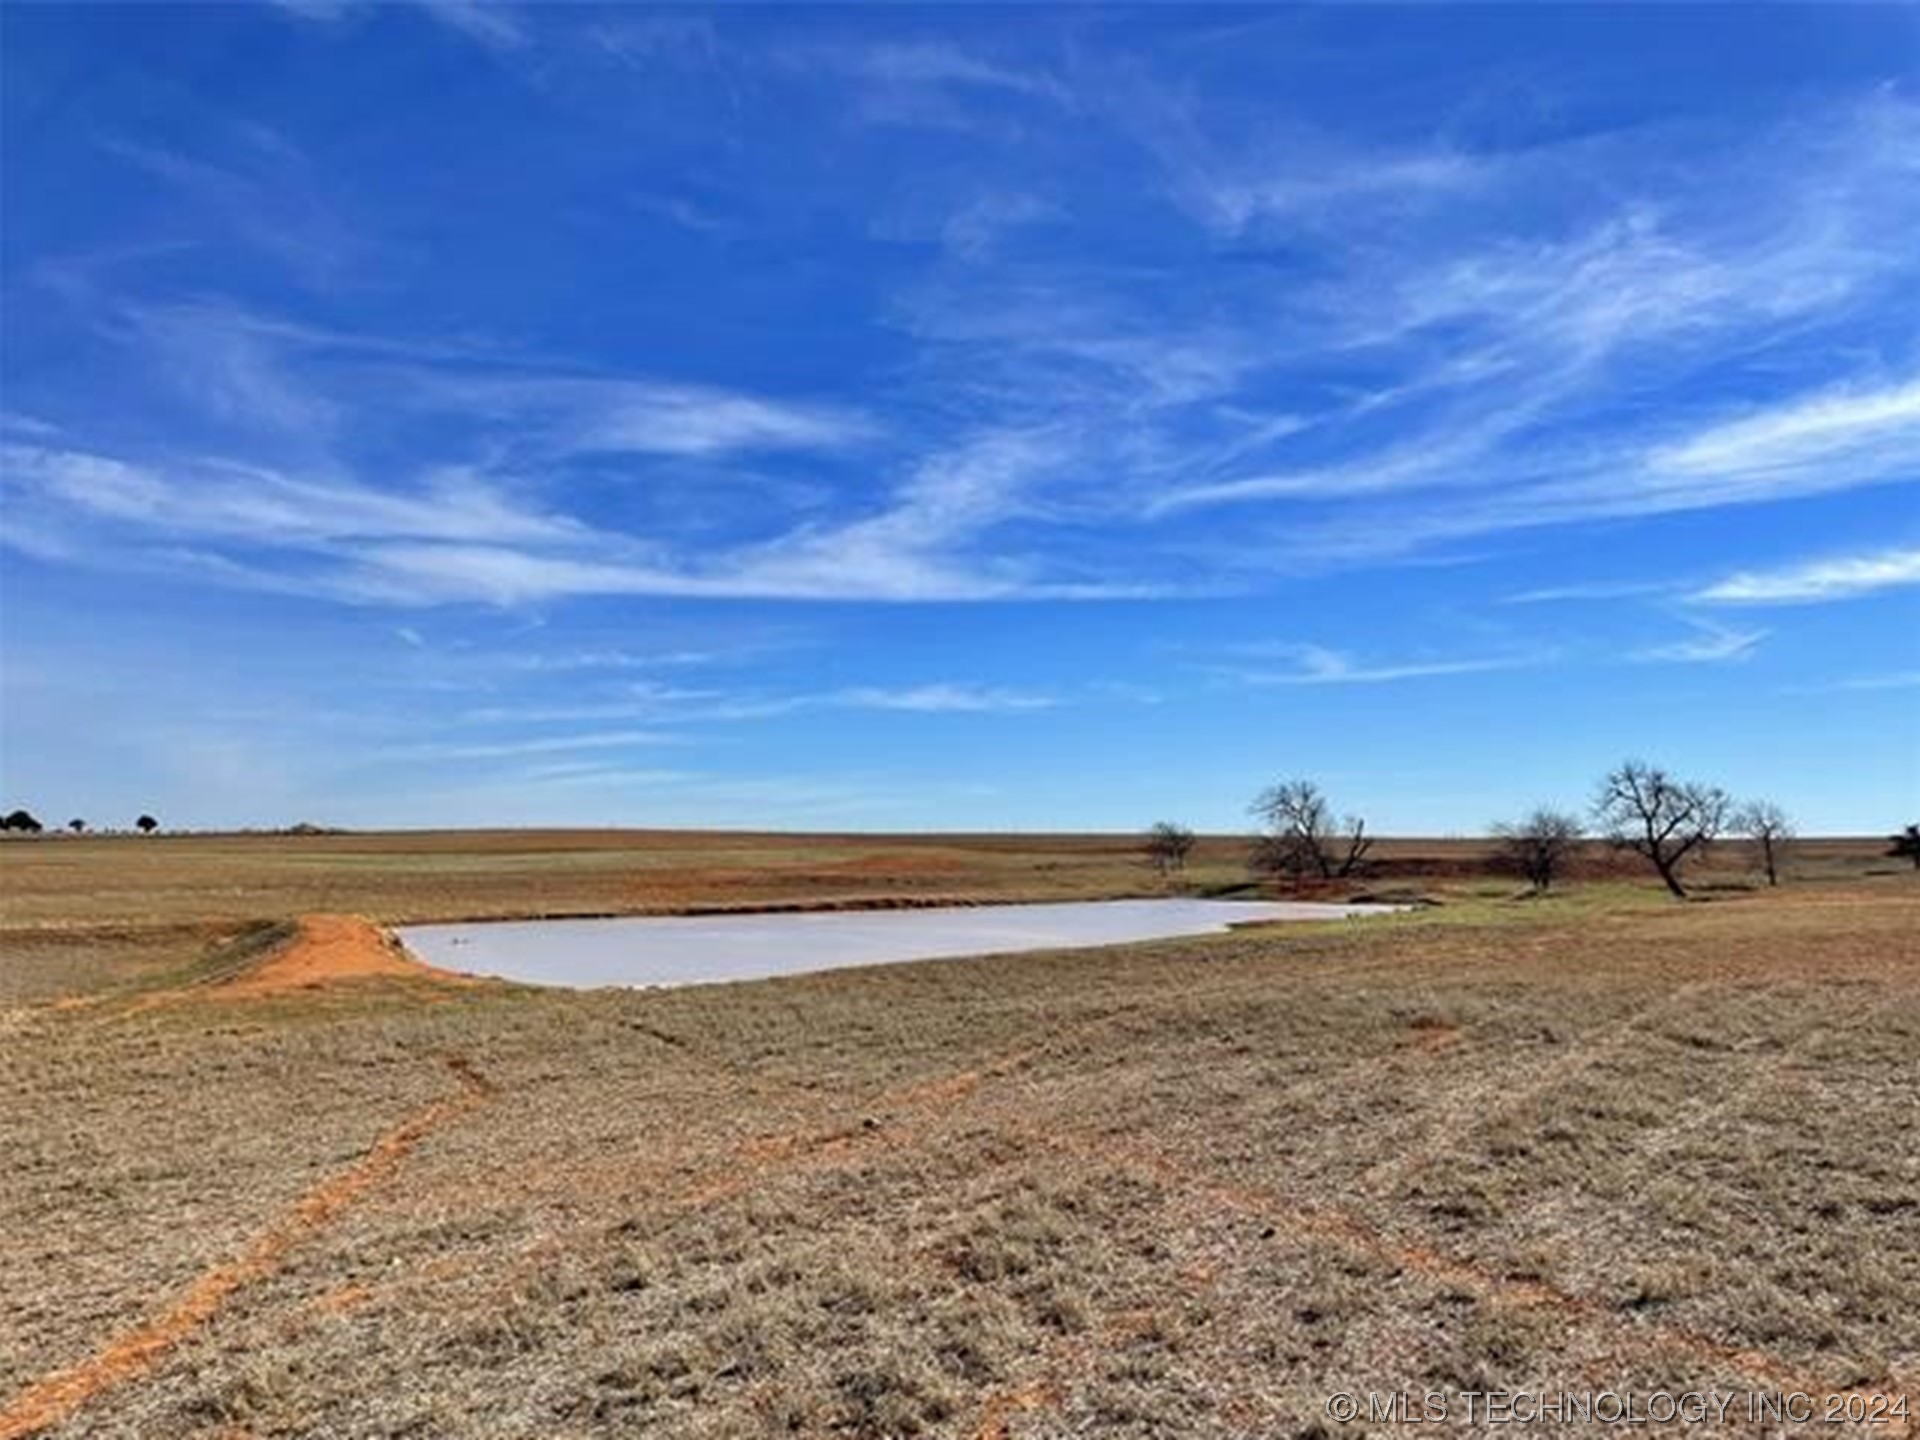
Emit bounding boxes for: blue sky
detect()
[2,4,1916,834]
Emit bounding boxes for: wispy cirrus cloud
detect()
[13,41,1920,620]
[1503,580,1676,605]
[2,444,583,549]
[1629,614,1768,664]
[832,683,1053,713]
[786,38,1071,136]
[659,682,1060,719]
[1690,546,1920,605]
[454,680,1056,729]
[1140,110,1496,239]
[1651,377,1920,480]
[1205,359,1920,567]
[383,728,680,764]
[0,425,1144,604]
[271,0,526,50]
[1791,670,1920,694]
[855,41,1068,104]
[498,648,753,674]
[586,15,721,70]
[1208,642,1545,687]
[717,428,1118,601]
[28,70,1920,614]
[90,300,873,462]
[394,369,874,460]
[100,127,364,289]
[1136,95,1920,556]
[937,192,1060,261]
[409,0,525,50]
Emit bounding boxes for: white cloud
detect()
[121,302,341,438]
[17,85,1920,614]
[940,192,1058,260]
[2,445,583,548]
[1691,547,1920,605]
[799,39,1071,136]
[1795,671,1920,693]
[588,16,721,70]
[335,540,1115,606]
[266,0,354,17]
[87,300,872,461]
[0,425,1155,604]
[451,376,872,459]
[1139,98,1920,550]
[500,648,738,673]
[1629,615,1768,664]
[1103,60,1497,239]
[1503,580,1675,605]
[852,42,1069,104]
[1184,146,1494,237]
[1651,376,1920,478]
[832,684,1054,713]
[1212,643,1543,686]
[385,729,680,763]
[0,412,61,438]
[409,0,526,49]
[514,763,694,786]
[455,680,1055,727]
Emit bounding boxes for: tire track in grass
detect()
[0,1055,496,1440]
[280,1049,1033,1320]
[967,1113,1912,1437]
[1351,979,1717,1200]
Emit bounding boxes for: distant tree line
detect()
[1145,760,1909,899]
[2,811,160,835]
[0,816,353,838]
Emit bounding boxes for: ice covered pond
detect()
[397,898,1402,989]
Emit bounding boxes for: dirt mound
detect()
[214,915,466,999]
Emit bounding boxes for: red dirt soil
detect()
[213,914,468,999]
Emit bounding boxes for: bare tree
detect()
[1144,821,1197,876]
[136,814,159,835]
[1492,807,1585,892]
[1593,761,1732,899]
[1889,824,1920,871]
[1250,779,1372,884]
[1734,800,1794,887]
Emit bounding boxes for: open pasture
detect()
[1,832,1914,1437]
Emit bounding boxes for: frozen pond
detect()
[397,898,1401,989]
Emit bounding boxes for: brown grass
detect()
[5,826,1881,936]
[0,831,1913,1437]
[0,1057,494,1440]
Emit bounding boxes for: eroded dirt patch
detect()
[212,914,470,1000]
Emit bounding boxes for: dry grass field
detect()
[1,831,1915,1438]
